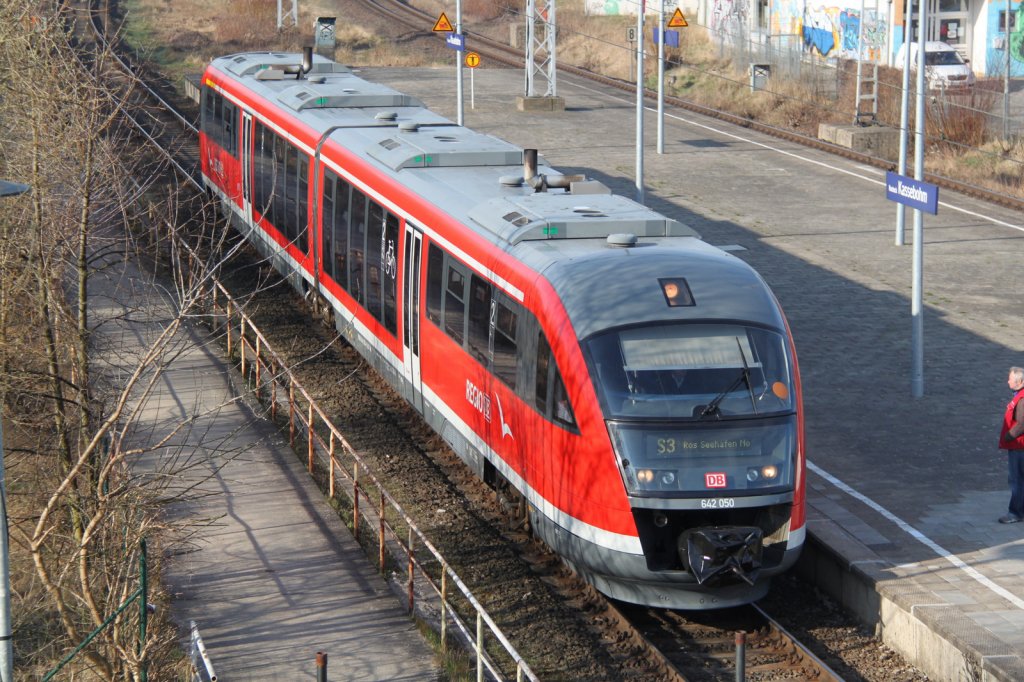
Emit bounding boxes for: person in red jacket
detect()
[998,366,1024,523]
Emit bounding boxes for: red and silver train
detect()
[199,50,806,609]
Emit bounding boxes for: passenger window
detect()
[297,155,308,253]
[535,333,551,414]
[535,330,576,429]
[426,244,444,325]
[349,191,367,305]
[382,212,399,335]
[367,200,385,320]
[492,299,518,390]
[322,170,335,277]
[333,177,351,288]
[467,275,491,364]
[444,265,466,345]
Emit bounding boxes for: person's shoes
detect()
[999,514,1022,524]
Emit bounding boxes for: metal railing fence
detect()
[200,273,538,682]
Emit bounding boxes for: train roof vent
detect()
[468,196,700,244]
[278,83,422,111]
[366,128,522,171]
[223,52,352,78]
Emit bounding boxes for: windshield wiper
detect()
[698,338,758,418]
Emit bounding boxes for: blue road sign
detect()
[653,28,680,47]
[446,33,465,51]
[886,171,939,215]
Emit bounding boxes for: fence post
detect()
[353,462,360,542]
[407,528,415,614]
[225,301,232,356]
[378,491,386,572]
[289,380,296,447]
[239,318,246,378]
[316,651,328,682]
[307,402,314,473]
[441,568,447,653]
[328,432,336,498]
[255,336,262,396]
[270,361,277,421]
[139,539,148,682]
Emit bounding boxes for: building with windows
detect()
[586,0,1022,77]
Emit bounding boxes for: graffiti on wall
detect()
[795,4,887,59]
[711,0,750,36]
[985,1,1024,76]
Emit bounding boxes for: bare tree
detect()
[0,2,253,678]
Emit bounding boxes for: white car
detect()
[895,41,976,91]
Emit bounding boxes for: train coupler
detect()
[679,526,764,586]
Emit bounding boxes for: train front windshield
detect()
[586,323,797,496]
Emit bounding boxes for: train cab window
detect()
[492,298,518,390]
[426,244,444,325]
[444,263,467,345]
[467,275,491,364]
[200,87,237,156]
[535,331,576,429]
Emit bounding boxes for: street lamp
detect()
[0,178,29,682]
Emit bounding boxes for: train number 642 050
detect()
[701,498,736,509]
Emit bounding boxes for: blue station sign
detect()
[886,171,939,215]
[446,33,465,51]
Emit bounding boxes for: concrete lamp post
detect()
[0,178,29,682]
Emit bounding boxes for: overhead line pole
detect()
[911,0,929,398]
[636,1,646,204]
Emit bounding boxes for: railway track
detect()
[81,4,898,679]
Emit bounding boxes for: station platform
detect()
[91,257,439,680]
[361,66,1024,682]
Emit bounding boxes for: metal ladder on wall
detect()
[853,0,879,125]
[854,62,879,125]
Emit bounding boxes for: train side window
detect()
[552,369,576,428]
[272,134,287,232]
[535,331,576,429]
[367,199,385,322]
[535,332,551,414]
[253,122,267,220]
[382,211,399,335]
[222,100,236,156]
[296,155,308,253]
[467,275,491,365]
[333,176,351,290]
[444,263,467,346]
[348,190,367,305]
[426,244,444,325]
[322,168,335,278]
[283,142,298,244]
[492,298,518,390]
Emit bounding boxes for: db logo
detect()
[704,472,727,488]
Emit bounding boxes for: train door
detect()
[241,111,253,223]
[403,224,424,413]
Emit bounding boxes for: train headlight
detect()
[746,468,760,482]
[637,469,654,484]
[761,465,778,480]
[660,471,676,486]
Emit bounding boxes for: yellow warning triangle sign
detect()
[668,8,688,27]
[433,12,454,32]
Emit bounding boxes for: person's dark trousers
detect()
[1009,450,1024,519]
